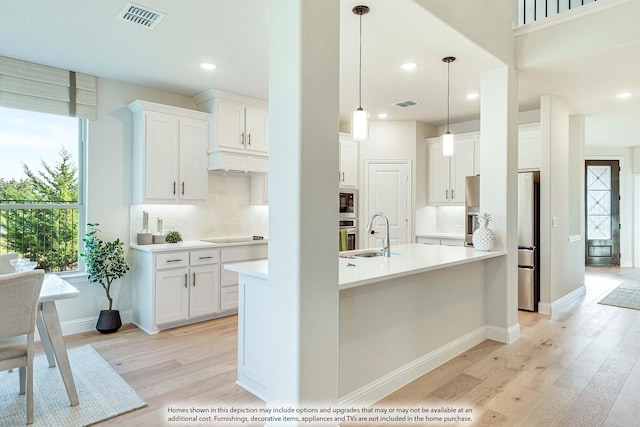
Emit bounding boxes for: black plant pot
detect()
[96,309,122,334]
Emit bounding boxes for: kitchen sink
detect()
[340,250,401,259]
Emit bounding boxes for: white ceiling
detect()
[0,0,638,147]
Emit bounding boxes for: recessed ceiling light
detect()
[616,92,631,99]
[466,93,479,100]
[200,63,217,71]
[377,113,388,119]
[400,62,417,71]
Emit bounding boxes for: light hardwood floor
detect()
[57,267,639,426]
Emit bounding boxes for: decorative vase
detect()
[96,310,122,334]
[472,213,495,252]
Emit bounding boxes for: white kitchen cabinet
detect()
[194,89,269,172]
[250,173,268,205]
[518,123,541,171]
[131,247,221,334]
[220,243,268,311]
[427,134,476,205]
[216,99,269,154]
[339,137,358,187]
[416,236,465,247]
[128,100,209,203]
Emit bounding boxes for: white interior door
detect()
[365,161,411,248]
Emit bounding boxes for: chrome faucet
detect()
[366,212,391,257]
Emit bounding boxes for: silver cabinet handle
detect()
[184,273,188,288]
[166,259,183,263]
[248,133,251,146]
[192,272,196,286]
[451,189,454,199]
[199,256,213,260]
[446,189,449,200]
[181,182,185,195]
[342,172,345,182]
[173,181,176,195]
[241,132,245,145]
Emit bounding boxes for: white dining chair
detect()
[0,252,19,274]
[0,270,45,425]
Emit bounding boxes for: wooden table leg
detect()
[36,307,56,368]
[41,300,79,406]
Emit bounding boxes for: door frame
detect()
[362,159,412,248]
[584,156,622,266]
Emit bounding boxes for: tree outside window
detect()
[0,106,84,273]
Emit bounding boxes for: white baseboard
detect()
[338,326,488,407]
[538,302,551,315]
[36,310,133,340]
[487,323,521,344]
[538,285,586,316]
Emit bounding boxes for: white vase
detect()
[473,224,495,251]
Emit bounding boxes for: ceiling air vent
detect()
[393,100,418,108]
[118,2,165,29]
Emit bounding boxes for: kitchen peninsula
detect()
[226,243,506,404]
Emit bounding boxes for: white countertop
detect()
[130,239,268,252]
[224,244,506,290]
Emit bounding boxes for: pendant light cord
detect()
[446,60,450,133]
[358,12,363,110]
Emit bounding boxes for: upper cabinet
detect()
[128,101,210,204]
[339,135,358,188]
[194,89,269,173]
[427,132,477,205]
[216,100,269,154]
[518,123,541,171]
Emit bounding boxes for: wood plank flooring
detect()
[55,267,640,426]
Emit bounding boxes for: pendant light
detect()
[442,56,456,156]
[351,5,370,141]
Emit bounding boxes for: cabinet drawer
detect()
[221,244,268,263]
[156,252,189,270]
[440,238,464,247]
[221,267,238,287]
[190,249,220,265]
[221,285,238,311]
[417,237,440,245]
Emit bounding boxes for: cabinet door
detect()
[179,118,209,200]
[339,139,358,187]
[450,138,475,204]
[217,100,245,150]
[245,107,269,154]
[251,173,268,205]
[428,142,451,204]
[189,264,220,318]
[145,111,179,200]
[156,268,189,324]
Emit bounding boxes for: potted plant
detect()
[81,223,130,333]
[165,230,183,244]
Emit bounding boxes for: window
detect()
[0,106,85,273]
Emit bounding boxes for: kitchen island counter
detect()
[227,244,511,404]
[225,243,505,290]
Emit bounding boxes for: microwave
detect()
[339,189,357,218]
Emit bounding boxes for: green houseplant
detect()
[165,230,182,244]
[81,223,130,333]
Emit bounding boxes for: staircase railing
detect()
[518,0,597,26]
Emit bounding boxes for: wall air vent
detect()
[393,100,418,108]
[118,2,165,29]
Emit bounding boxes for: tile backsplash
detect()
[130,172,269,243]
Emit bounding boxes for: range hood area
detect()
[193,89,269,173]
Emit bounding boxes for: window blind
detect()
[0,56,96,120]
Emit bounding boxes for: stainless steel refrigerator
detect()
[518,171,540,311]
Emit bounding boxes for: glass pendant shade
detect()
[442,131,455,156]
[352,108,369,141]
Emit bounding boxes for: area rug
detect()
[598,281,640,311]
[0,345,146,426]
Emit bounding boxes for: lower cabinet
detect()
[416,236,465,247]
[220,243,269,311]
[131,243,268,334]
